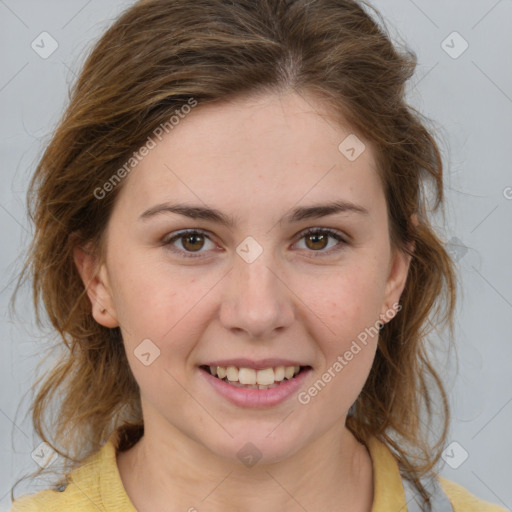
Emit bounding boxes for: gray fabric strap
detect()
[401,474,454,512]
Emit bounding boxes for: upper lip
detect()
[202,358,310,370]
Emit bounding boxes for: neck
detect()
[117,416,373,512]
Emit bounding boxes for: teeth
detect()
[228,381,280,389]
[226,366,239,382]
[238,368,256,385]
[206,364,302,385]
[274,366,285,381]
[284,366,295,379]
[256,368,274,385]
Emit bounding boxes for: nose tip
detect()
[219,256,295,340]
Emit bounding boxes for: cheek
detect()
[109,254,202,332]
[296,267,385,411]
[305,259,388,342]
[296,259,387,395]
[108,259,222,378]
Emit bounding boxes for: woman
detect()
[10,0,507,510]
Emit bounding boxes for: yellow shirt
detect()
[11,436,507,511]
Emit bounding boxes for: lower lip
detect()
[199,367,312,408]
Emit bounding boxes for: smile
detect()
[201,364,309,389]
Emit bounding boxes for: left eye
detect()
[294,228,346,254]
[163,228,347,258]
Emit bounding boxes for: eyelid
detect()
[163,227,349,258]
[293,227,348,257]
[295,226,349,244]
[162,228,216,258]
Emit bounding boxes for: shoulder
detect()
[438,476,509,512]
[11,441,115,512]
[365,435,508,512]
[10,485,92,512]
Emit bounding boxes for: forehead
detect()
[112,92,384,222]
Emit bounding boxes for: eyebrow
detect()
[139,200,369,227]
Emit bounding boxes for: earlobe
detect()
[73,244,119,328]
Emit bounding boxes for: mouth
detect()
[199,364,312,390]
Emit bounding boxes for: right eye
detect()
[163,229,217,258]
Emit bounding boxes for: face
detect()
[75,91,410,464]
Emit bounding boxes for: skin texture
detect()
[74,91,412,512]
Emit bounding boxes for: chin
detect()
[202,430,306,467]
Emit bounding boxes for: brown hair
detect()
[13,0,456,506]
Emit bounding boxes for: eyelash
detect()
[162,227,348,259]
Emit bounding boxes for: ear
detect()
[380,214,417,322]
[73,242,119,328]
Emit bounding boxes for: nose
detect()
[219,249,295,340]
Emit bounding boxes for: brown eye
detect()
[181,232,205,252]
[164,229,215,258]
[295,228,347,256]
[164,228,347,259]
[304,232,329,251]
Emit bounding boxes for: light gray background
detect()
[1,0,511,510]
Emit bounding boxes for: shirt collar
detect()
[73,432,406,511]
[365,436,408,511]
